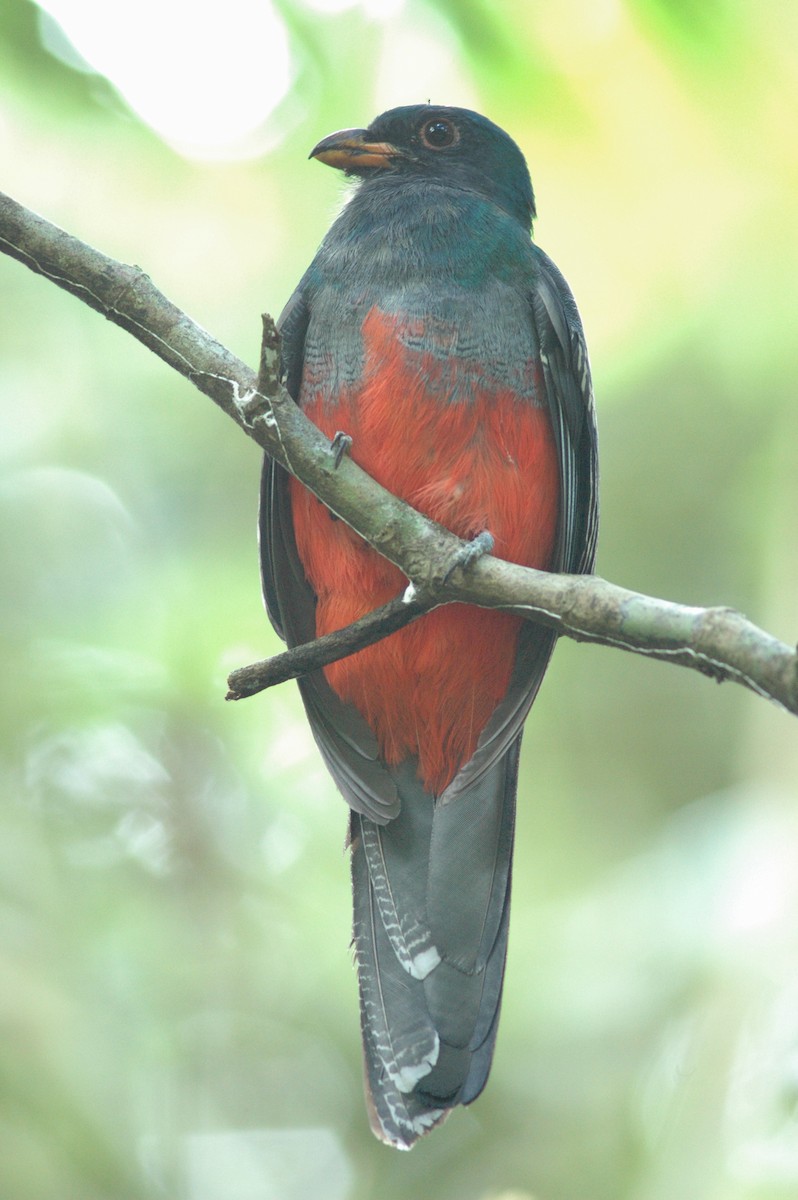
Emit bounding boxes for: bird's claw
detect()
[330,431,353,469]
[443,530,495,584]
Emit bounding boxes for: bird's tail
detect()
[349,742,519,1149]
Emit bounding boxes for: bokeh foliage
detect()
[1,0,797,1197]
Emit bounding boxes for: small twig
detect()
[226,589,434,699]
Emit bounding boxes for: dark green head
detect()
[310,104,536,230]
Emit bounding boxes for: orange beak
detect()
[309,127,405,172]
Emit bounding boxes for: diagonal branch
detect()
[226,590,436,699]
[1,189,796,716]
[0,191,485,585]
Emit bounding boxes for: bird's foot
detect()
[330,430,353,469]
[443,530,495,584]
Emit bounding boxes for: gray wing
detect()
[439,244,599,805]
[259,283,401,823]
[531,245,599,577]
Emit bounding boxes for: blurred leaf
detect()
[630,0,741,66]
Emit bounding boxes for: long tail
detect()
[350,741,519,1149]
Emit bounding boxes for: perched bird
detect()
[260,104,599,1148]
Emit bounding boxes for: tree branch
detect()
[1,189,796,716]
[226,590,435,699]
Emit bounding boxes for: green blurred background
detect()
[1,0,797,1196]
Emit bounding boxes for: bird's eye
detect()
[420,118,457,149]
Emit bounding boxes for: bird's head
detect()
[310,104,536,230]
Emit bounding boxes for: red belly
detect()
[290,307,559,794]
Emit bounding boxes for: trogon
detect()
[260,104,599,1148]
